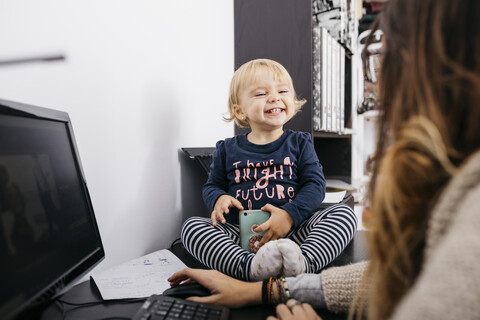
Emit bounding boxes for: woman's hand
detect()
[211,195,244,226]
[254,204,294,246]
[168,268,261,308]
[267,299,322,320]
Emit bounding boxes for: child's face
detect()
[235,67,295,133]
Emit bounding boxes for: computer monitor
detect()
[0,99,105,320]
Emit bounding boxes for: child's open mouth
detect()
[265,108,284,114]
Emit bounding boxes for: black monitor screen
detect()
[0,100,104,320]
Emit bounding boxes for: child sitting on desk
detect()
[181,59,357,281]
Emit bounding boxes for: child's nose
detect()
[268,93,280,102]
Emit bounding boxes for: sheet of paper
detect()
[91,249,187,300]
[324,190,347,203]
[326,179,356,191]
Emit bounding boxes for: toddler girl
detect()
[182,59,357,281]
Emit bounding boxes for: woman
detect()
[169,0,480,319]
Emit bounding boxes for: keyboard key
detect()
[132,295,229,320]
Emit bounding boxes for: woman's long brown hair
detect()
[355,0,480,319]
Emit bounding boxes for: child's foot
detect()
[277,238,306,277]
[249,240,283,280]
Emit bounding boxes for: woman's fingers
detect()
[272,300,323,320]
[167,268,191,285]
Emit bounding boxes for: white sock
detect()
[277,238,306,277]
[249,240,283,280]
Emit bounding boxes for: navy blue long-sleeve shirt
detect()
[203,130,326,227]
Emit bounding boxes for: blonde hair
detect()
[225,58,306,127]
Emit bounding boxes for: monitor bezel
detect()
[0,98,105,320]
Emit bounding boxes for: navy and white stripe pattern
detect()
[181,217,253,280]
[288,204,358,273]
[181,203,357,280]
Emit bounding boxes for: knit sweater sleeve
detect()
[285,261,368,313]
[321,261,369,314]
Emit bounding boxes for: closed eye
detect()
[279,90,289,94]
[255,92,266,96]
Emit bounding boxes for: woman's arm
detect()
[169,262,368,314]
[169,268,324,319]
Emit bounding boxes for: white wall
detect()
[0,0,234,276]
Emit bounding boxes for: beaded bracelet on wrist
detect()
[281,278,291,301]
[267,277,273,305]
[262,278,269,306]
[263,277,291,306]
[274,278,283,305]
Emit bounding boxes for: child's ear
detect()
[233,104,245,120]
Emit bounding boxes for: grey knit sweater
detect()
[286,151,480,319]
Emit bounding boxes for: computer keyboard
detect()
[132,294,230,320]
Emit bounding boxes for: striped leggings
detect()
[181,204,357,281]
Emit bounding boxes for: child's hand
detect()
[211,194,244,226]
[254,204,294,246]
